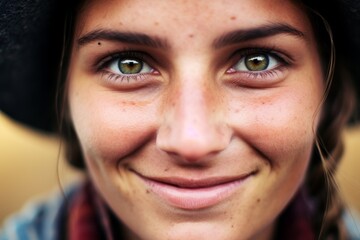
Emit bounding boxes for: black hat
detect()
[0,0,359,132]
[0,0,66,132]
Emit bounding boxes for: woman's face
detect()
[67,0,324,239]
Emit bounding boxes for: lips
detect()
[134,172,254,210]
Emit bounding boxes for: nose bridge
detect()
[167,56,216,134]
[157,62,230,161]
[172,75,210,138]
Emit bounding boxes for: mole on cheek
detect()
[230,16,236,20]
[97,42,102,46]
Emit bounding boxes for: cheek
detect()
[228,85,321,165]
[69,87,157,163]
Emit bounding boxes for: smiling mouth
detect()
[134,172,255,210]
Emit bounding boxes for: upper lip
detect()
[133,171,256,188]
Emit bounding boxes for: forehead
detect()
[75,0,311,44]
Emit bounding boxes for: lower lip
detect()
[140,176,249,210]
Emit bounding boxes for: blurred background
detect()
[0,112,359,224]
[0,113,83,224]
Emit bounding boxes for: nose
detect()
[156,72,231,163]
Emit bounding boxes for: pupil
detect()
[245,54,269,71]
[119,59,143,74]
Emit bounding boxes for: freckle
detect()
[164,168,169,172]
[146,189,150,194]
[231,225,234,228]
[188,34,194,38]
[154,21,159,26]
[230,16,236,20]
[257,198,261,203]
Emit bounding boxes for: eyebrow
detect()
[78,23,304,49]
[213,23,305,48]
[78,29,169,48]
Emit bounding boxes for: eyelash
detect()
[97,51,157,83]
[227,48,289,80]
[95,48,289,85]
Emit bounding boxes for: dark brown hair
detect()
[301,1,356,238]
[57,0,86,169]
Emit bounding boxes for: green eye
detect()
[245,54,269,71]
[108,55,153,76]
[118,59,143,74]
[232,52,280,73]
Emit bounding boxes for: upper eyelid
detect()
[96,51,155,71]
[231,48,288,63]
[225,51,291,75]
[95,47,290,74]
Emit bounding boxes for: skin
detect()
[67,0,324,239]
